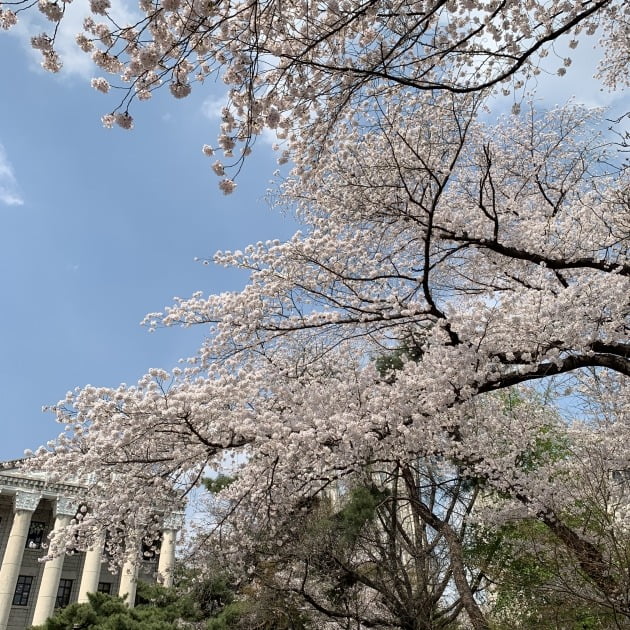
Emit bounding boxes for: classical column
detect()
[31,497,75,626]
[118,555,138,607]
[157,513,182,588]
[118,534,141,608]
[0,492,40,630]
[157,530,176,587]
[77,532,105,603]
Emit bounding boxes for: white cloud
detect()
[56,0,140,78]
[201,93,228,120]
[8,0,139,79]
[0,144,24,207]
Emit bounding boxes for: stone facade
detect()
[0,462,182,629]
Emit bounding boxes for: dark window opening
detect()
[12,575,33,606]
[97,582,111,594]
[25,521,46,549]
[55,578,73,608]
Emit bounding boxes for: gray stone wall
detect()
[0,497,125,629]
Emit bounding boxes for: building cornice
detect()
[0,472,83,499]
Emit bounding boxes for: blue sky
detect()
[0,14,626,461]
[0,23,296,461]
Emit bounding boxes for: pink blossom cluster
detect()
[0,0,626,173]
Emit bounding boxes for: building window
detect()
[612,468,630,483]
[55,578,73,608]
[25,521,46,549]
[97,582,111,594]
[12,576,33,606]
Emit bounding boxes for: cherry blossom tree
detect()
[20,93,628,626]
[2,0,628,625]
[176,378,629,628]
[473,377,630,627]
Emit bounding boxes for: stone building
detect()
[0,462,182,629]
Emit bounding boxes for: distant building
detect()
[0,462,182,629]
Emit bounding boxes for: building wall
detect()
[0,467,177,630]
[0,498,86,628]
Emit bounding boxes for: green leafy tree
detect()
[31,582,197,630]
[208,467,483,630]
[468,517,628,630]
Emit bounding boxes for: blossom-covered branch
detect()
[1,0,627,184]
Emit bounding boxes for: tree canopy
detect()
[1,0,628,627]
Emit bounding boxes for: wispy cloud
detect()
[0,143,24,207]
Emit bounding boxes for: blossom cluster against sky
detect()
[0,6,625,461]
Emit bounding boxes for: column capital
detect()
[14,491,40,512]
[163,512,184,531]
[54,496,77,518]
